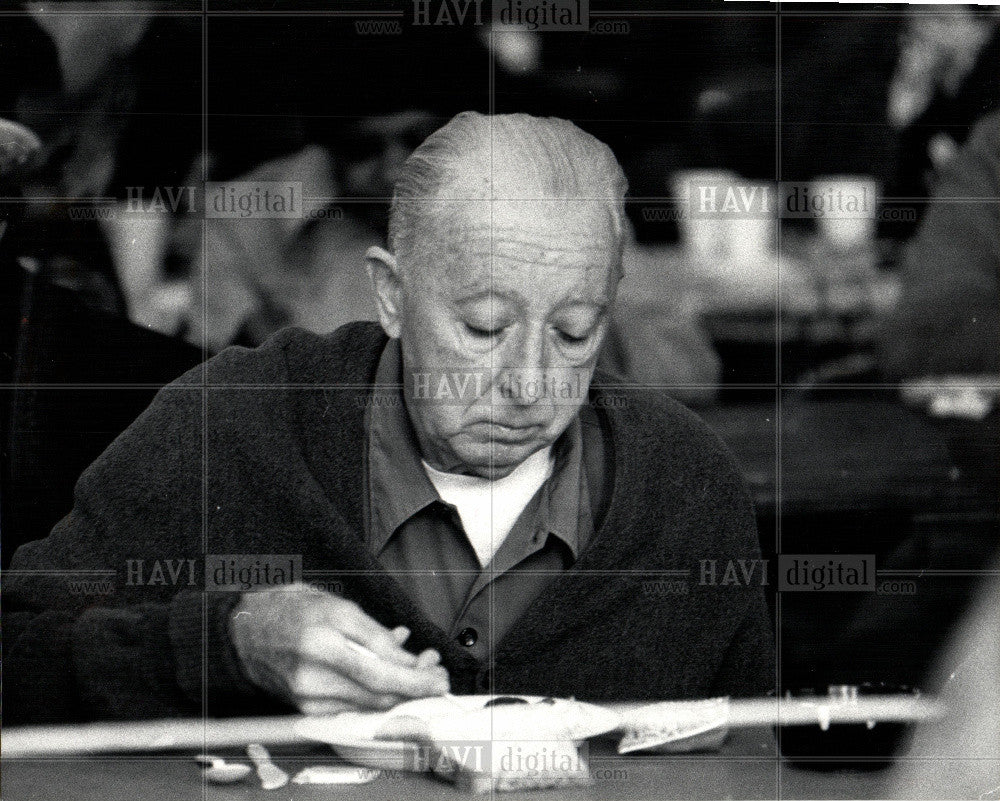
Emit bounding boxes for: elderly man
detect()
[6,112,772,723]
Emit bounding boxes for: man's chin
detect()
[454,440,544,480]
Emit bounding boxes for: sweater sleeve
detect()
[709,588,775,698]
[675,400,776,699]
[4,334,301,724]
[5,538,259,723]
[705,445,776,699]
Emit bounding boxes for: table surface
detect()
[2,729,913,801]
[700,390,989,518]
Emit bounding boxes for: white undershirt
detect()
[421,447,555,568]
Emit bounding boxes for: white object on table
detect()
[193,754,253,783]
[810,175,880,251]
[726,182,776,263]
[246,742,289,790]
[297,695,620,772]
[616,696,730,754]
[292,765,381,784]
[671,169,738,260]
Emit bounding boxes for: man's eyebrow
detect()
[553,299,612,315]
[451,289,519,305]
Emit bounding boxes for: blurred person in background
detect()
[329,112,441,236]
[174,146,378,352]
[1,118,44,380]
[1,7,123,319]
[4,5,201,320]
[834,111,1000,696]
[879,111,1000,380]
[171,112,445,351]
[118,16,487,349]
[601,239,723,406]
[888,5,1000,224]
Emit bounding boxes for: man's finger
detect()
[299,696,401,716]
[329,603,420,666]
[299,699,355,716]
[291,661,405,710]
[301,628,450,697]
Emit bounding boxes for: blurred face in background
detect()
[339,111,438,230]
[380,196,620,480]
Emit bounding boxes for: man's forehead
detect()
[433,199,616,260]
[414,203,616,295]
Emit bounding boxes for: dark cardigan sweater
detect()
[6,322,773,724]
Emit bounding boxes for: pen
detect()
[342,637,448,690]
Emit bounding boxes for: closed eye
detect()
[557,330,588,344]
[465,323,505,338]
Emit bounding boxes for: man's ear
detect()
[366,246,404,339]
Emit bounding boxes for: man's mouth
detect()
[467,421,543,444]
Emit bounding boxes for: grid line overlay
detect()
[3,3,997,798]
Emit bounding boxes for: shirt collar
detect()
[365,338,584,558]
[366,339,439,554]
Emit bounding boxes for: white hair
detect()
[387,111,629,269]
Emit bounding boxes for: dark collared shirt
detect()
[363,339,599,661]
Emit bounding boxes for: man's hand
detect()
[229,583,450,715]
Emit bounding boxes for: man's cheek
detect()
[423,320,479,367]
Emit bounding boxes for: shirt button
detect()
[458,627,478,647]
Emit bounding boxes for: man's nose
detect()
[509,325,549,371]
[498,328,550,407]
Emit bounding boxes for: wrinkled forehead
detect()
[412,197,620,288]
